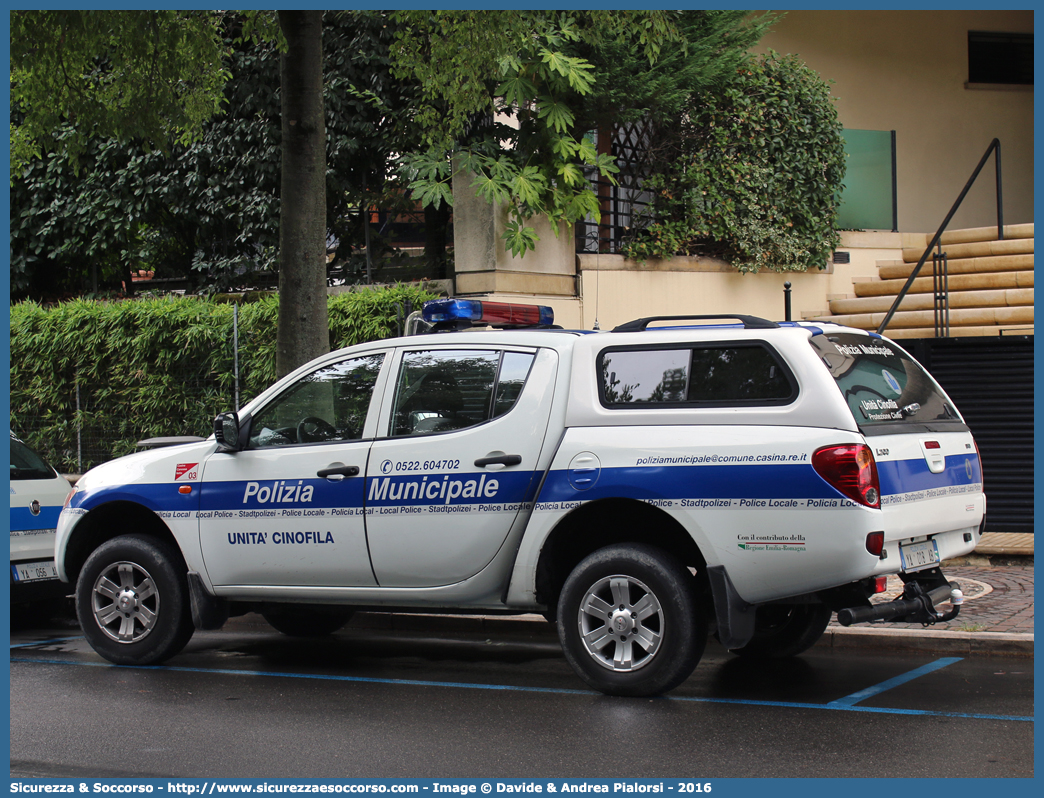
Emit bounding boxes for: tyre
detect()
[261,605,354,637]
[557,544,706,697]
[75,535,194,665]
[729,604,832,658]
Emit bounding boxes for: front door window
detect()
[249,353,384,447]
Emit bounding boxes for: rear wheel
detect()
[75,535,194,665]
[261,605,354,637]
[729,604,832,658]
[557,544,706,697]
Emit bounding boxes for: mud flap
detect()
[187,571,230,630]
[707,565,757,649]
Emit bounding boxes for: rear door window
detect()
[391,349,536,436]
[598,343,796,407]
[809,333,962,432]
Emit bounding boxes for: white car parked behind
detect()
[10,433,72,612]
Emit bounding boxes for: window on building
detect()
[968,31,1033,86]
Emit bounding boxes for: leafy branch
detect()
[397,19,631,256]
[10,10,231,176]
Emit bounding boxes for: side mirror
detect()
[214,412,242,452]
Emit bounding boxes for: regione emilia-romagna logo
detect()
[175,463,199,481]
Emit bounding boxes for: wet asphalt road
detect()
[9,613,1034,780]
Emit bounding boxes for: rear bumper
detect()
[872,524,981,577]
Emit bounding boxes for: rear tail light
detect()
[812,443,881,508]
[974,438,986,534]
[973,439,984,484]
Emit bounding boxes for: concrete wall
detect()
[757,10,1033,233]
[476,232,904,331]
[452,165,576,297]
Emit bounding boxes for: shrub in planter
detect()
[623,51,845,273]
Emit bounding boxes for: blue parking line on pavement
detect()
[9,636,84,649]
[10,656,592,696]
[669,694,1032,722]
[827,657,964,707]
[10,655,1033,722]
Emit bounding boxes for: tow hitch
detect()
[837,572,964,627]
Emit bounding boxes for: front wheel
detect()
[557,544,706,697]
[729,604,832,658]
[75,535,194,665]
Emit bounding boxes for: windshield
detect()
[809,333,961,430]
[10,437,58,481]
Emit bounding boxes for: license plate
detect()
[900,539,940,572]
[12,560,59,583]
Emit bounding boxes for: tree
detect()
[391,10,773,256]
[11,10,332,376]
[318,12,445,280]
[275,11,327,378]
[10,21,282,298]
[570,11,775,132]
[10,10,231,298]
[11,12,439,300]
[10,134,193,298]
[10,11,228,174]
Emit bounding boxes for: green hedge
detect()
[10,286,438,471]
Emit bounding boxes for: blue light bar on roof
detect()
[422,299,554,328]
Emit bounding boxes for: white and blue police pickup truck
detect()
[55,300,984,696]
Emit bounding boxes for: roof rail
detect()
[611,314,780,332]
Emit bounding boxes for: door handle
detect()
[317,464,360,479]
[474,453,522,468]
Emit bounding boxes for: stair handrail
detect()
[877,138,1004,335]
